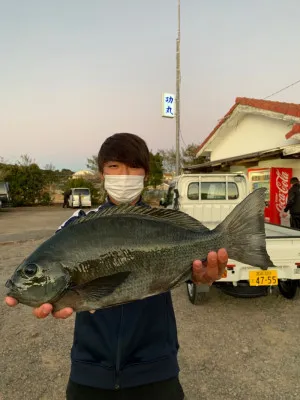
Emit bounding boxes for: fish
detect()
[5,187,274,312]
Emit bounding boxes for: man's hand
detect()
[192,248,228,286]
[5,297,73,319]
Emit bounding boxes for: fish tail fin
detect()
[214,188,274,270]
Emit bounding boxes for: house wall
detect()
[228,158,300,178]
[258,158,300,179]
[211,113,298,161]
[229,165,248,174]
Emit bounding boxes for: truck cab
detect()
[163,173,249,229]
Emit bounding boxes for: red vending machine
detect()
[248,167,293,225]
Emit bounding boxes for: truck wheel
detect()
[186,282,208,305]
[278,280,298,299]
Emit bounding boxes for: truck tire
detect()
[278,280,298,299]
[186,282,208,305]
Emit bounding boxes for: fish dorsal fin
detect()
[65,204,210,233]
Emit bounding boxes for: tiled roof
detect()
[196,97,300,154]
[236,97,300,118]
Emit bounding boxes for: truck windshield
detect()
[73,188,90,196]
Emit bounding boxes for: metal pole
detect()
[175,0,181,176]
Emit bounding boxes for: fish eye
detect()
[23,264,38,278]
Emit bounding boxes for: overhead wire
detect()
[263,78,300,100]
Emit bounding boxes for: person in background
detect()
[283,177,300,229]
[6,133,228,400]
[63,189,71,208]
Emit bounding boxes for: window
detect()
[187,182,199,200]
[228,183,239,200]
[187,182,239,201]
[201,182,226,200]
[73,188,90,196]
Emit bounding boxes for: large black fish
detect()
[5,188,273,312]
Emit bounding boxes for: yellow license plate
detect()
[249,270,278,286]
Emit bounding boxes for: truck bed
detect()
[219,223,300,282]
[265,223,300,238]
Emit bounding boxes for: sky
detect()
[1,0,300,171]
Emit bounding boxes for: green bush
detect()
[3,164,46,206]
[39,192,52,205]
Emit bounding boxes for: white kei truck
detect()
[160,173,300,304]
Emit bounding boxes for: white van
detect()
[68,187,92,208]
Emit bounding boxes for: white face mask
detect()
[104,175,145,204]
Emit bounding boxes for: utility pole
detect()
[175,0,181,176]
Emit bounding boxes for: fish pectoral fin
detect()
[70,271,131,300]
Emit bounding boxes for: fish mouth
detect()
[5,279,16,295]
[5,279,13,289]
[5,279,22,298]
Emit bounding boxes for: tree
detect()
[0,168,5,181]
[148,152,163,188]
[158,143,207,173]
[0,157,7,180]
[3,164,48,206]
[42,163,59,186]
[44,163,56,171]
[55,168,74,190]
[157,148,176,173]
[181,143,207,167]
[0,156,8,164]
[17,154,35,166]
[86,155,98,172]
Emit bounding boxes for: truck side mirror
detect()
[174,189,179,210]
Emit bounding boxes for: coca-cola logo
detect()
[275,169,289,213]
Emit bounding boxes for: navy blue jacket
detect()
[56,198,180,390]
[284,183,300,215]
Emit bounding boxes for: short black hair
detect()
[291,177,299,185]
[97,133,150,175]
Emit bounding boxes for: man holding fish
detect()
[6,133,229,399]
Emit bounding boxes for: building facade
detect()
[186,97,300,225]
[187,97,300,176]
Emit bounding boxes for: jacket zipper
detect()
[115,305,124,390]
